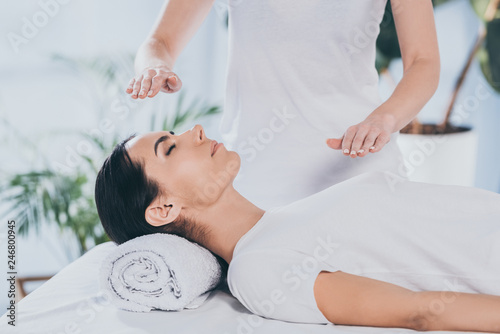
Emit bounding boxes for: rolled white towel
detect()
[99,233,222,312]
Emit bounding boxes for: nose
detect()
[192,124,206,144]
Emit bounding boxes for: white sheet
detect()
[0,241,487,333]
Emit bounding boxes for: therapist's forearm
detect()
[367,57,440,133]
[134,37,176,75]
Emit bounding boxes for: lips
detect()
[211,140,224,156]
[211,140,218,157]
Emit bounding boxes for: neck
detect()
[188,186,265,265]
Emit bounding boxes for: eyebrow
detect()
[154,131,175,157]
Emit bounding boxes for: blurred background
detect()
[0,0,499,312]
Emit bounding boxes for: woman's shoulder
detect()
[226,248,334,324]
[226,249,295,316]
[228,249,274,282]
[227,248,309,289]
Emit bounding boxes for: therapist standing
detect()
[126,0,440,209]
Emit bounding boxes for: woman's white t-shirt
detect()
[220,0,408,209]
[227,171,500,324]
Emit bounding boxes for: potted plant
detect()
[376,0,499,186]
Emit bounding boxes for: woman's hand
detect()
[325,113,397,158]
[126,66,182,99]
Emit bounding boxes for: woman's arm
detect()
[314,270,500,332]
[368,0,441,132]
[127,0,215,99]
[326,0,440,157]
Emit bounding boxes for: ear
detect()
[145,198,182,227]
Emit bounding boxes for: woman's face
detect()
[125,124,241,209]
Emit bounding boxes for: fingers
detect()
[148,72,165,98]
[138,69,157,98]
[126,78,135,94]
[161,75,182,93]
[348,125,370,158]
[357,129,379,157]
[341,126,357,156]
[125,67,182,99]
[326,135,343,150]
[371,132,391,153]
[340,126,391,158]
[131,74,144,99]
[149,71,175,97]
[357,131,391,157]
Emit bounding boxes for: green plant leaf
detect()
[484,18,500,92]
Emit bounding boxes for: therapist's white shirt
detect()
[220,0,408,209]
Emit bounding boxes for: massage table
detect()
[0,241,483,333]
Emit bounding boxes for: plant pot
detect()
[396,125,478,186]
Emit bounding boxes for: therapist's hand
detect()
[126,66,182,99]
[325,113,397,158]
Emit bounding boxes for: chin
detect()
[225,151,241,177]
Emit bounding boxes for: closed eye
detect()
[165,143,176,156]
[165,130,176,156]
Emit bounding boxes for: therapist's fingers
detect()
[126,66,182,99]
[341,126,357,156]
[326,135,343,150]
[357,129,379,157]
[370,132,391,153]
[126,78,135,94]
[148,70,181,96]
[148,72,167,97]
[131,75,144,99]
[161,75,182,93]
[138,69,158,99]
[349,126,370,158]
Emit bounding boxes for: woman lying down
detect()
[94,124,500,332]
